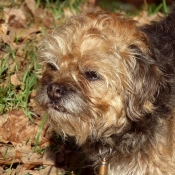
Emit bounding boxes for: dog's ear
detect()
[124,45,165,122]
[127,5,175,123]
[139,5,175,64]
[121,6,175,123]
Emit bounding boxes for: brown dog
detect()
[36,6,175,175]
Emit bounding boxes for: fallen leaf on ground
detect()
[10,73,21,86]
[4,8,27,28]
[25,0,36,16]
[0,110,37,145]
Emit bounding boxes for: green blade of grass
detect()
[34,112,48,152]
[162,0,168,13]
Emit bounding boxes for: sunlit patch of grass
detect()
[0,42,39,119]
[146,0,169,15]
[36,0,86,26]
[34,112,48,152]
[5,158,15,175]
[162,0,169,13]
[0,0,85,119]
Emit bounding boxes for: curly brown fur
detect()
[36,5,175,175]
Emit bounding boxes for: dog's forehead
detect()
[40,12,148,69]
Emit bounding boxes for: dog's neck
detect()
[82,117,159,164]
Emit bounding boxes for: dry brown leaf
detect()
[0,113,8,127]
[134,11,164,25]
[39,166,65,175]
[16,25,41,40]
[25,0,36,16]
[17,170,41,175]
[0,144,17,161]
[10,73,21,86]
[4,8,27,28]
[14,166,65,175]
[15,144,32,154]
[88,0,96,5]
[0,167,4,175]
[1,5,41,50]
[1,23,16,48]
[0,110,37,145]
[21,152,42,165]
[41,11,54,28]
[0,144,43,168]
[0,22,7,35]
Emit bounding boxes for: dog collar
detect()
[98,147,112,175]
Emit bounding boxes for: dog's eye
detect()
[47,63,57,71]
[84,71,99,81]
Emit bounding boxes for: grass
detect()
[34,112,48,152]
[147,0,169,14]
[37,0,86,25]
[0,43,38,120]
[0,0,85,118]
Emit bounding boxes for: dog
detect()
[36,5,175,175]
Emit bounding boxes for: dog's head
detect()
[36,12,165,145]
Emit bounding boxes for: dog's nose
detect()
[47,83,67,100]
